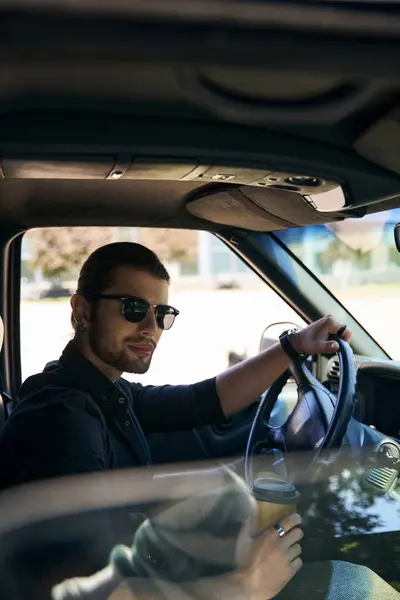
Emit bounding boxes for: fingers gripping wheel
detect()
[245,339,356,487]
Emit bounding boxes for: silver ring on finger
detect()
[274,523,286,538]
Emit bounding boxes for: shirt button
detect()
[125,420,131,427]
[102,396,108,403]
[118,397,125,404]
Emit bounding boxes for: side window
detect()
[20,227,304,385]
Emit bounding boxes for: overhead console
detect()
[0,156,346,197]
[1,124,400,224]
[0,155,352,229]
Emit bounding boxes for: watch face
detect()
[286,328,299,336]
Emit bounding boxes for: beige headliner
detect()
[0,180,206,230]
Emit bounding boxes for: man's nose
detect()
[137,307,158,334]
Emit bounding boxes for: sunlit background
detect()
[20,207,400,386]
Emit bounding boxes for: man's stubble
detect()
[88,322,152,375]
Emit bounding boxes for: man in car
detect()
[1,242,397,600]
[0,241,350,486]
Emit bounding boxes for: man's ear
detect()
[70,294,92,330]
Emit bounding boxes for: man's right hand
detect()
[53,512,304,600]
[231,512,303,600]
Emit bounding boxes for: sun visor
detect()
[186,186,343,231]
[1,156,115,179]
[354,107,400,175]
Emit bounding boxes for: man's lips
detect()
[127,343,155,358]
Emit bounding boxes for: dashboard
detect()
[324,353,400,439]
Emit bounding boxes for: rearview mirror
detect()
[259,322,300,353]
[395,223,400,253]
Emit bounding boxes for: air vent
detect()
[326,357,340,392]
[363,467,397,493]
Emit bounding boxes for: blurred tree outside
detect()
[27,227,117,281]
[316,237,371,275]
[26,226,199,284]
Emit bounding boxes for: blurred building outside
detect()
[21,209,400,301]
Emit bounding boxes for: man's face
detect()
[78,266,170,379]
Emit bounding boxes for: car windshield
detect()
[275,208,400,359]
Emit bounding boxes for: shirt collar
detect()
[59,341,126,413]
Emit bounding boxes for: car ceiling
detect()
[1,1,400,232]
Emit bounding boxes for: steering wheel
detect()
[245,338,357,487]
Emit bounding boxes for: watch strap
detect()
[279,329,308,361]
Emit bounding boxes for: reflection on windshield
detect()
[275,208,400,359]
[0,454,399,600]
[0,448,400,600]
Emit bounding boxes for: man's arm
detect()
[134,316,351,433]
[217,315,350,417]
[132,377,225,434]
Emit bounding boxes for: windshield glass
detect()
[275,208,400,359]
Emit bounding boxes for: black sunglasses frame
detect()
[95,295,179,330]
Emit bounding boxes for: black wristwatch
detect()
[279,328,309,361]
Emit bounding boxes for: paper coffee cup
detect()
[251,475,300,536]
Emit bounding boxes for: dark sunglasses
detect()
[96,295,179,330]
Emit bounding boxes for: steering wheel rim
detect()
[245,339,356,488]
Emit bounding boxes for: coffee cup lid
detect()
[252,475,300,504]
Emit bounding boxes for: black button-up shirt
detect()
[0,342,224,490]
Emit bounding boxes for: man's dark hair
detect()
[72,242,170,330]
[76,242,170,299]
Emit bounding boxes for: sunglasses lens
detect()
[121,298,178,330]
[122,298,148,323]
[157,307,177,330]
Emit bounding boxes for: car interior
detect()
[1,1,400,598]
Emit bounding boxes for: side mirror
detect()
[259,321,301,353]
[395,223,400,253]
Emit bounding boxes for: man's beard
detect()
[88,324,152,375]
